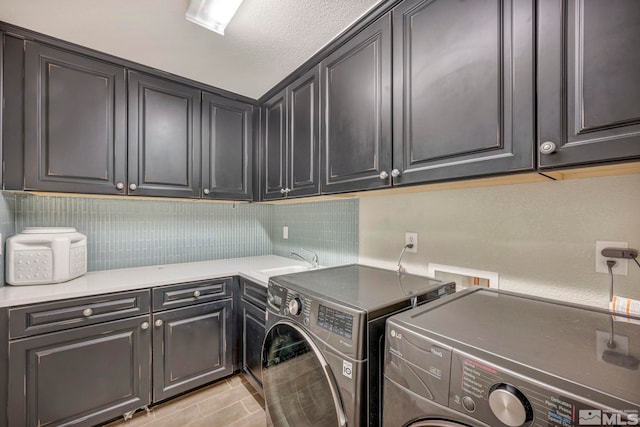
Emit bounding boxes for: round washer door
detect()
[262,321,346,427]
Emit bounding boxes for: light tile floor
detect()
[102,376,266,427]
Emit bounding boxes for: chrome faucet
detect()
[290,248,319,268]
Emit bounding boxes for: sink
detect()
[258,265,312,277]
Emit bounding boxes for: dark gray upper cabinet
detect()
[261,89,288,200]
[128,71,201,198]
[320,13,392,194]
[287,67,320,198]
[538,0,640,168]
[202,92,253,200]
[261,67,320,201]
[392,0,535,186]
[23,42,127,194]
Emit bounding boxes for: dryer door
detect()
[263,321,347,427]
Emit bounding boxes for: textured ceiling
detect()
[0,0,382,99]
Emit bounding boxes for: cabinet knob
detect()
[116,182,125,190]
[82,308,93,317]
[141,321,150,330]
[193,290,201,298]
[539,141,557,154]
[155,319,164,327]
[280,188,291,195]
[391,169,401,178]
[379,171,389,180]
[203,188,210,195]
[129,183,137,191]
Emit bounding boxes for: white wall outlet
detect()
[405,232,418,253]
[283,226,289,240]
[595,240,628,275]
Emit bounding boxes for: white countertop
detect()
[0,255,314,308]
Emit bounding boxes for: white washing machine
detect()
[384,288,640,427]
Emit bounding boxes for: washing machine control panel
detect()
[449,351,635,427]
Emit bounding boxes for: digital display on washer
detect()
[318,305,353,339]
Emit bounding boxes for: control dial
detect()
[288,297,303,316]
[488,384,533,427]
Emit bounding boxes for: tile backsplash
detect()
[270,199,359,267]
[0,193,360,285]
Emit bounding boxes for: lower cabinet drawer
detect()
[152,299,234,402]
[9,290,150,339]
[8,315,151,427]
[152,277,233,311]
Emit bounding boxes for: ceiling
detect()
[0,0,382,99]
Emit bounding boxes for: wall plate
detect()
[595,240,627,275]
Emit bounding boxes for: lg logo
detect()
[390,329,402,339]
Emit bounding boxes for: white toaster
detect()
[6,227,87,285]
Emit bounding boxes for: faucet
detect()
[290,248,319,268]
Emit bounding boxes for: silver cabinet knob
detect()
[539,141,557,154]
[116,182,124,190]
[141,321,150,330]
[379,171,389,180]
[203,188,210,195]
[82,308,93,317]
[154,319,164,327]
[280,188,287,194]
[129,183,137,191]
[193,290,201,298]
[391,169,401,178]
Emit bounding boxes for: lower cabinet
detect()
[239,279,267,391]
[5,278,237,426]
[7,291,152,427]
[152,299,233,402]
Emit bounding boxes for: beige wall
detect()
[359,173,640,308]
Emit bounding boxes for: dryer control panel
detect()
[449,351,637,427]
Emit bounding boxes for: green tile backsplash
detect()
[0,192,359,285]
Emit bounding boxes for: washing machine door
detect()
[262,321,347,427]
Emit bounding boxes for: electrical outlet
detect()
[283,226,289,240]
[595,240,628,275]
[405,232,418,253]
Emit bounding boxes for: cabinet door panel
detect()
[202,93,253,200]
[128,71,201,198]
[538,0,640,167]
[24,42,126,194]
[152,300,233,401]
[261,90,287,200]
[321,13,392,193]
[8,316,150,427]
[242,301,265,387]
[393,0,534,185]
[288,67,320,197]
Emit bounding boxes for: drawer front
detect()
[240,279,267,311]
[9,290,151,339]
[152,277,233,311]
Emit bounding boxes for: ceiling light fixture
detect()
[185,0,243,35]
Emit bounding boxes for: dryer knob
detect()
[288,297,303,316]
[488,384,533,427]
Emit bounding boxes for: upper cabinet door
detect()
[538,0,640,168]
[320,13,392,194]
[201,93,253,200]
[288,67,320,198]
[392,0,535,186]
[261,89,287,200]
[128,71,201,198]
[24,42,127,194]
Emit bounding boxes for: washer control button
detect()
[462,396,476,412]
